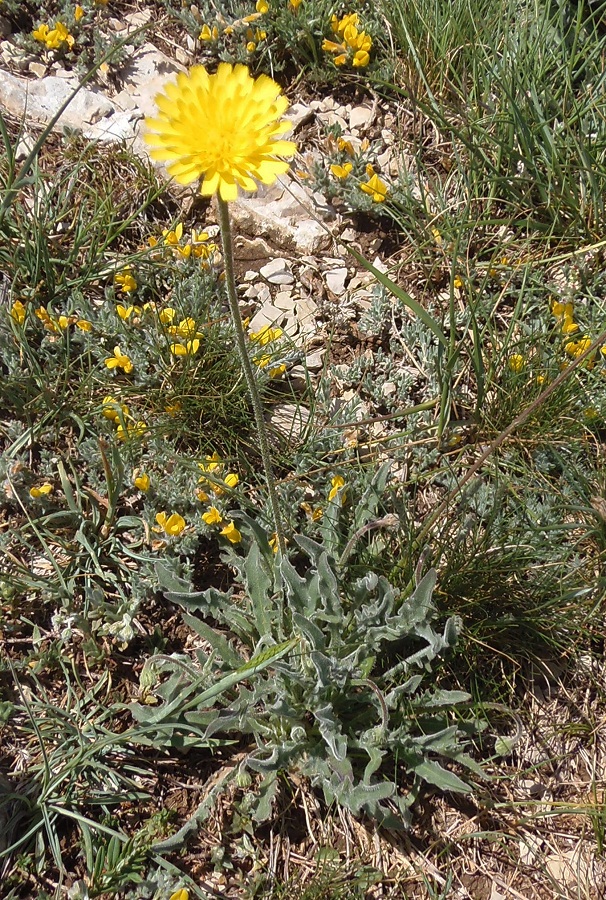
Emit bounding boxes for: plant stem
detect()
[217,197,285,554]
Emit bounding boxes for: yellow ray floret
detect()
[144,63,297,202]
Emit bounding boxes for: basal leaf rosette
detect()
[144,63,297,202]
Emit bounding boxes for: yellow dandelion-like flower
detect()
[169,891,189,900]
[74,5,85,22]
[144,63,297,202]
[75,319,92,332]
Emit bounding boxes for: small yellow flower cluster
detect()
[133,471,150,492]
[328,475,346,503]
[114,268,137,294]
[565,336,595,363]
[105,345,134,374]
[250,325,285,377]
[202,506,242,544]
[34,306,92,333]
[359,164,388,203]
[116,302,143,322]
[250,325,283,345]
[508,353,525,373]
[329,153,389,203]
[197,452,239,501]
[300,501,323,522]
[199,0,268,54]
[149,223,217,261]
[551,301,604,367]
[155,512,186,537]
[552,300,580,336]
[197,453,242,542]
[254,355,286,378]
[488,255,509,278]
[159,313,204,357]
[9,300,26,325]
[322,13,372,68]
[102,396,147,442]
[32,21,75,51]
[30,482,53,499]
[330,162,353,180]
[117,420,147,441]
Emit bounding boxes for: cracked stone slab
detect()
[231,174,335,255]
[0,69,114,130]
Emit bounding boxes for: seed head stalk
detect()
[217,197,286,555]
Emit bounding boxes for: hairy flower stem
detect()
[217,198,286,555]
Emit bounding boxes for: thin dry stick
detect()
[413,328,606,551]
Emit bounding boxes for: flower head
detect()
[220,520,242,544]
[134,472,150,491]
[202,506,223,525]
[328,475,346,502]
[33,21,74,50]
[155,512,186,536]
[116,420,147,441]
[171,339,200,356]
[508,354,525,373]
[10,300,26,325]
[102,396,129,421]
[199,24,219,41]
[250,325,283,345]
[30,483,53,498]
[115,268,137,294]
[144,63,297,202]
[330,162,353,180]
[360,173,389,203]
[105,346,134,373]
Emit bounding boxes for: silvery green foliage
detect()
[133,466,478,829]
